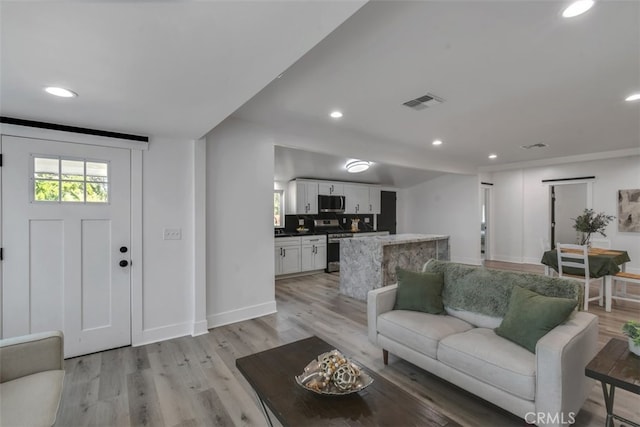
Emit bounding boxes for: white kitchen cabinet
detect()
[301,235,327,271]
[368,186,381,214]
[286,179,318,215]
[275,237,301,275]
[343,184,369,214]
[318,181,344,196]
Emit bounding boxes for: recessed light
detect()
[432,139,443,146]
[488,154,497,159]
[44,86,78,98]
[330,111,343,119]
[346,160,371,173]
[625,93,640,102]
[562,0,594,18]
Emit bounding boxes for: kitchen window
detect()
[274,190,284,227]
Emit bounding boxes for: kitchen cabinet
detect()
[318,181,344,196]
[275,237,301,275]
[286,179,318,215]
[301,235,327,271]
[344,184,381,214]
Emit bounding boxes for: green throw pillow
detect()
[394,268,444,314]
[495,285,577,353]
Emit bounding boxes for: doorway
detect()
[550,183,589,248]
[1,135,132,357]
[378,191,397,234]
[481,186,491,260]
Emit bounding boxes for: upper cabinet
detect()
[344,184,381,214]
[318,181,344,196]
[287,179,380,215]
[286,179,318,215]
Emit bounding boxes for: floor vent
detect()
[402,93,444,110]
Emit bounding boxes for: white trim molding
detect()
[207,301,277,329]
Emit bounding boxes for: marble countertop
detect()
[344,233,448,246]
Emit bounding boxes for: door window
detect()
[32,156,109,203]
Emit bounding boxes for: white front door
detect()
[1,135,132,357]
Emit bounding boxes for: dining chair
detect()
[556,243,603,311]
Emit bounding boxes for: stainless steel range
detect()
[313,219,352,272]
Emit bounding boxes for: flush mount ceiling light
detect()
[44,86,78,98]
[346,160,371,173]
[330,111,343,119]
[488,154,498,159]
[625,93,640,102]
[432,139,443,146]
[562,0,595,18]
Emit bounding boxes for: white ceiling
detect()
[0,1,365,139]
[238,0,640,184]
[2,1,638,189]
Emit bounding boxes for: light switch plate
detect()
[364,218,370,223]
[163,228,182,240]
[298,219,305,226]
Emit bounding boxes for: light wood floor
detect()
[55,261,640,427]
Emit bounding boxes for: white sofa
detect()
[367,260,598,426]
[0,331,65,427]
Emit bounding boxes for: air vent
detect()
[521,143,548,149]
[402,93,444,110]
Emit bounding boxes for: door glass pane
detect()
[86,162,108,182]
[34,180,60,201]
[87,183,108,203]
[61,160,84,181]
[34,157,59,176]
[61,181,85,202]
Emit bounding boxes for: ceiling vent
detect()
[402,93,444,110]
[521,143,549,149]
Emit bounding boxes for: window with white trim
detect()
[32,156,110,203]
[274,190,284,227]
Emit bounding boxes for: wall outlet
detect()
[343,218,347,223]
[298,219,305,226]
[163,228,182,240]
[364,217,370,223]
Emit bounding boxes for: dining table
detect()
[540,247,631,312]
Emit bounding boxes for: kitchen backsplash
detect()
[284,213,375,232]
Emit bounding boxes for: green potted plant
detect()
[622,320,640,356]
[571,209,615,246]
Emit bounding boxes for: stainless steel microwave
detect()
[318,195,345,213]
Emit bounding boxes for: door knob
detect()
[119,260,129,267]
[120,246,128,253]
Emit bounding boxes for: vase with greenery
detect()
[622,320,640,356]
[571,209,615,246]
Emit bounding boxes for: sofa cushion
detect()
[422,259,582,317]
[378,311,473,359]
[495,286,577,353]
[0,370,64,427]
[438,328,536,401]
[445,307,502,329]
[394,268,445,314]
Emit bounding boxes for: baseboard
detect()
[451,256,482,266]
[192,320,209,337]
[207,300,277,329]
[522,256,544,265]
[135,322,192,347]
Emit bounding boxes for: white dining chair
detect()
[556,243,603,311]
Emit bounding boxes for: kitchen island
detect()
[339,234,449,301]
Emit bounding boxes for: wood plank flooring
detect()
[55,261,640,427]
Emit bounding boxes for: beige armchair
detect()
[0,331,65,427]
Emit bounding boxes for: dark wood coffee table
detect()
[585,338,640,427]
[236,336,459,426]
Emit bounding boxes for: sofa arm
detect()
[535,312,598,425]
[0,331,64,383]
[367,284,398,344]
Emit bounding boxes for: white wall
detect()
[140,137,195,343]
[490,156,640,272]
[205,118,277,327]
[400,174,481,265]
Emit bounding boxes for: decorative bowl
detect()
[295,350,373,396]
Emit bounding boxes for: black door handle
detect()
[119,260,129,267]
[120,246,128,253]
